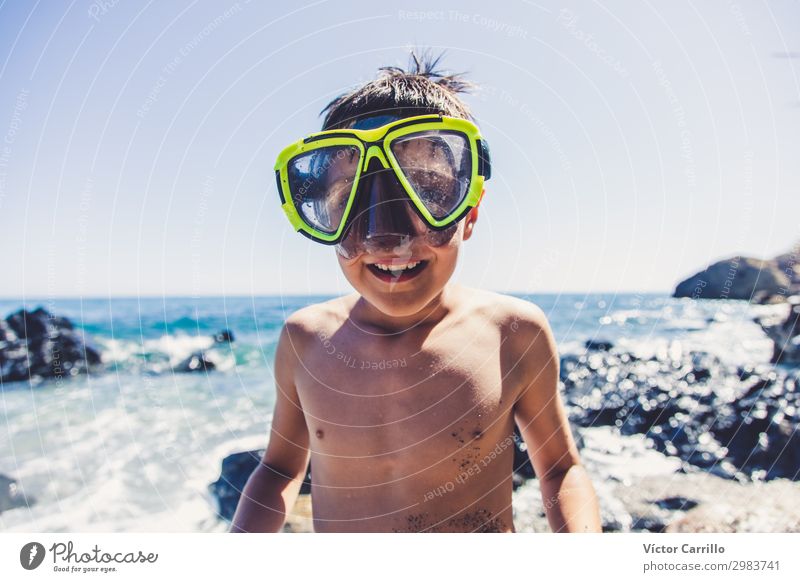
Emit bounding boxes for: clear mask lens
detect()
[389,130,472,220]
[286,145,360,234]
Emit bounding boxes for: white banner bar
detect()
[1,533,797,581]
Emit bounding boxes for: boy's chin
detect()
[372,293,436,317]
[364,292,438,318]
[345,269,452,320]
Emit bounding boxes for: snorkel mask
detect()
[274,114,491,260]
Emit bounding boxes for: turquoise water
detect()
[0,292,763,365]
[0,293,779,531]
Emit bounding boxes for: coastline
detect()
[1,293,798,533]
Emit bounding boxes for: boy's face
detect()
[335,113,480,318]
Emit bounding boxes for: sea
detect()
[0,293,784,532]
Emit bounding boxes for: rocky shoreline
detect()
[0,307,236,384]
[563,339,799,482]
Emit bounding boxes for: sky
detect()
[0,0,798,297]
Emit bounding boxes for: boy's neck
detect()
[351,284,459,334]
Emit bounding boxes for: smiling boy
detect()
[230,54,601,533]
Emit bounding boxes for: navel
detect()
[315,429,324,439]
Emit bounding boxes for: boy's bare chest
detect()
[294,325,521,460]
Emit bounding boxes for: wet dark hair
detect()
[320,50,476,130]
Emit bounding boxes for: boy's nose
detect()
[347,158,423,246]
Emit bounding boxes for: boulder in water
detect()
[174,328,236,374]
[0,473,34,513]
[673,256,790,303]
[175,353,216,373]
[208,449,312,522]
[757,295,800,365]
[0,307,101,384]
[213,329,235,343]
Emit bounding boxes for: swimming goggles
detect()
[274,114,491,245]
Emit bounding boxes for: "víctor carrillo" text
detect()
[643,543,725,554]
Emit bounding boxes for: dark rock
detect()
[214,329,235,343]
[208,449,312,522]
[0,473,34,513]
[758,296,800,365]
[737,364,757,381]
[0,308,101,384]
[631,516,666,533]
[773,242,800,294]
[174,329,237,374]
[585,339,614,351]
[175,353,216,373]
[741,376,775,400]
[6,308,72,338]
[654,496,698,511]
[511,473,527,490]
[559,354,583,383]
[600,512,632,533]
[673,256,790,302]
[682,365,712,383]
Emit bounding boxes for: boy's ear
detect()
[462,192,482,241]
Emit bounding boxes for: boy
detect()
[230,54,602,533]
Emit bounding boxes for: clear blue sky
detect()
[0,0,797,297]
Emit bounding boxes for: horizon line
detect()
[0,289,676,301]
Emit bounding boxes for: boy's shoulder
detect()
[460,287,549,332]
[464,291,559,401]
[276,295,355,360]
[281,294,357,337]
[461,288,556,364]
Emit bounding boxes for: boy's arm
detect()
[229,319,311,533]
[511,305,602,533]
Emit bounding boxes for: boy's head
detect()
[320,52,474,130]
[319,52,485,320]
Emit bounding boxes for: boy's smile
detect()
[364,257,429,283]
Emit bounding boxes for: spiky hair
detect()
[320,50,476,130]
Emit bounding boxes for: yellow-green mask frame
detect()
[274,114,491,245]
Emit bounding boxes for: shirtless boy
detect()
[230,55,602,533]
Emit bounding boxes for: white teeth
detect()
[374,261,420,272]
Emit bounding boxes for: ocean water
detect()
[0,293,782,532]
